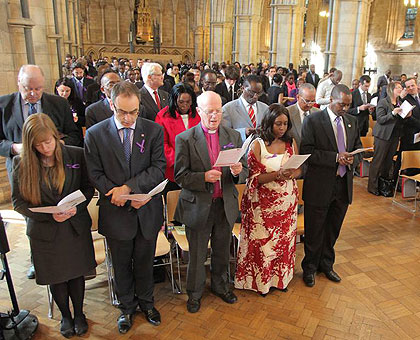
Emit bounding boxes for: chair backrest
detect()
[296,179,304,205]
[360,136,374,149]
[401,151,420,171]
[369,115,375,130]
[87,196,99,231]
[166,190,181,224]
[235,184,246,209]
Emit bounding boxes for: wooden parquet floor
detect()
[1,177,420,339]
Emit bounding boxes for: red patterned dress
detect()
[234,138,298,294]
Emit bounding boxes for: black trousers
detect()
[106,225,158,314]
[185,198,232,300]
[368,136,399,192]
[301,175,349,274]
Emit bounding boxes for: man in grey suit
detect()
[287,83,319,150]
[222,75,269,141]
[84,82,165,333]
[174,91,248,313]
[85,70,121,129]
[139,62,169,121]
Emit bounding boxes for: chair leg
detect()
[47,285,54,319]
[104,238,119,306]
[175,243,182,293]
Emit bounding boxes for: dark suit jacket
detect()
[215,82,240,103]
[300,109,362,207]
[11,145,94,242]
[85,82,101,107]
[348,89,373,136]
[139,87,169,121]
[0,92,82,176]
[84,117,166,241]
[72,77,94,103]
[174,124,248,230]
[85,98,113,129]
[377,75,389,90]
[305,72,320,88]
[400,94,420,150]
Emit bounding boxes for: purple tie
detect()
[76,81,84,99]
[335,116,346,177]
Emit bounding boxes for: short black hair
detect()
[200,69,217,80]
[257,103,292,145]
[71,62,84,71]
[243,75,262,87]
[225,65,240,80]
[273,74,283,85]
[359,75,371,84]
[331,84,351,99]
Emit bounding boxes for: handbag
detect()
[379,177,394,197]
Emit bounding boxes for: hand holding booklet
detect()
[280,154,311,170]
[120,179,169,202]
[399,101,415,119]
[213,134,254,167]
[29,190,86,214]
[348,147,373,156]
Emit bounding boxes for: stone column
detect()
[328,0,373,86]
[115,0,120,43]
[194,26,205,61]
[99,0,106,44]
[172,0,178,46]
[85,0,91,42]
[209,0,234,63]
[270,0,306,67]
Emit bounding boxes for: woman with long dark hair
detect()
[11,113,95,338]
[235,104,301,295]
[155,82,201,192]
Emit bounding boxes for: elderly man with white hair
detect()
[0,64,81,279]
[139,62,169,121]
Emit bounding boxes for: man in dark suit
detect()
[305,64,320,88]
[215,65,240,103]
[348,75,375,136]
[0,64,81,279]
[300,84,362,287]
[174,91,248,313]
[200,69,227,105]
[400,78,420,151]
[377,69,391,91]
[71,63,94,105]
[84,81,165,334]
[288,63,298,81]
[139,63,169,121]
[85,70,121,129]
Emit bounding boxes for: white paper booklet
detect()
[414,132,420,144]
[29,190,86,214]
[399,101,415,119]
[120,179,169,202]
[281,154,311,170]
[213,134,254,167]
[348,147,373,156]
[370,97,378,107]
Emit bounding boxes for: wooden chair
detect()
[358,136,374,177]
[392,151,420,213]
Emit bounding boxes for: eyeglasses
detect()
[114,106,139,116]
[199,108,223,116]
[245,88,264,97]
[300,97,316,105]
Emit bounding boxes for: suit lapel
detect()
[193,125,212,170]
[158,89,167,108]
[342,115,354,152]
[13,93,24,130]
[218,126,231,179]
[142,88,158,112]
[130,118,145,175]
[291,106,302,135]
[321,110,338,152]
[105,118,130,173]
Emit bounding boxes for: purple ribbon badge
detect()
[136,140,145,153]
[265,154,277,159]
[65,163,80,169]
[223,142,235,149]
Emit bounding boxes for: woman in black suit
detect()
[12,113,96,338]
[368,81,410,196]
[267,74,283,105]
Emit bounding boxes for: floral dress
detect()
[235,138,298,294]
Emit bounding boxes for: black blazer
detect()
[72,77,95,103]
[0,92,82,177]
[305,72,320,88]
[215,82,240,103]
[348,89,373,136]
[139,87,169,121]
[400,94,420,150]
[85,98,113,129]
[11,145,94,242]
[85,82,101,107]
[84,117,166,241]
[300,109,362,207]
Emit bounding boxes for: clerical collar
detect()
[201,123,217,134]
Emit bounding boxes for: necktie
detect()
[248,106,256,128]
[415,96,420,106]
[153,90,161,110]
[228,85,233,101]
[122,128,132,164]
[28,103,37,116]
[362,92,367,105]
[76,80,84,99]
[335,116,346,177]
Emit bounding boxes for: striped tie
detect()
[28,103,37,116]
[248,106,256,128]
[122,128,132,164]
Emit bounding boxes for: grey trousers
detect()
[185,198,232,300]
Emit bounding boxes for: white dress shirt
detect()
[144,84,160,106]
[316,78,335,110]
[240,96,258,123]
[327,107,347,149]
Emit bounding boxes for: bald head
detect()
[197,91,223,131]
[18,65,45,104]
[197,90,222,109]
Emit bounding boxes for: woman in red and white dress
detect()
[235,104,301,295]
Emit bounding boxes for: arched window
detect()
[403,7,418,39]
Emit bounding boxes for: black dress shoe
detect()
[324,270,341,282]
[143,307,161,326]
[368,189,380,196]
[303,273,315,287]
[74,314,88,336]
[187,298,201,313]
[117,313,133,334]
[211,290,238,304]
[60,317,75,338]
[27,265,35,279]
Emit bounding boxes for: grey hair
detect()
[18,65,45,82]
[298,83,316,95]
[141,62,162,83]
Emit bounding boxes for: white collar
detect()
[240,95,256,111]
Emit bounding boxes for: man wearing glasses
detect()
[84,81,166,334]
[174,91,248,313]
[222,75,269,141]
[287,83,319,149]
